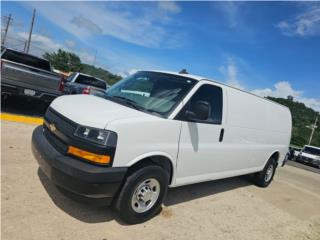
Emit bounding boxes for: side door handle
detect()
[219,128,224,142]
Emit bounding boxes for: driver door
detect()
[175,83,228,186]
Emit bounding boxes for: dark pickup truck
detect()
[62,72,108,98]
[1,48,63,102]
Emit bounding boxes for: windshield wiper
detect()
[110,96,141,110]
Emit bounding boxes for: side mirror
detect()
[185,101,211,121]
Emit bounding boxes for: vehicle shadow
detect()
[1,96,48,117]
[164,176,251,206]
[38,168,252,224]
[37,169,122,224]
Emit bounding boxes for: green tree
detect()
[81,63,122,85]
[43,49,82,72]
[43,49,122,85]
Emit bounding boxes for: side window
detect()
[176,84,223,124]
[66,73,77,82]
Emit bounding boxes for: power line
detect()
[1,14,12,46]
[26,9,36,53]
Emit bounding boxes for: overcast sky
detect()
[2,1,320,111]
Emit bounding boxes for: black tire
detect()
[115,165,169,224]
[252,158,277,187]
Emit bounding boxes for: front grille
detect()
[44,107,77,153]
[42,107,115,164]
[44,126,68,154]
[44,108,77,136]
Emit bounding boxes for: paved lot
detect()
[2,120,320,240]
[287,160,320,174]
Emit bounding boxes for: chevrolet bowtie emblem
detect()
[48,123,56,132]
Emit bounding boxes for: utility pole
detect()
[23,40,27,52]
[1,14,12,46]
[93,49,97,66]
[91,49,97,74]
[26,9,36,53]
[308,116,318,145]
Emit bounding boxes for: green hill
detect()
[267,97,320,147]
[80,63,122,86]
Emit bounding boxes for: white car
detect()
[297,145,320,168]
[32,70,292,223]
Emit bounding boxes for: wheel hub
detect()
[265,164,274,182]
[131,178,160,213]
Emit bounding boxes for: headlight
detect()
[74,126,110,145]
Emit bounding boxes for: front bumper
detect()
[32,126,127,205]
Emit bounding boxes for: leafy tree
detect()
[43,49,82,72]
[43,49,122,85]
[81,63,122,85]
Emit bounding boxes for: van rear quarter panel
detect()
[226,87,291,168]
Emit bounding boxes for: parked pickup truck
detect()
[296,145,320,168]
[1,47,63,102]
[32,70,292,224]
[62,72,108,98]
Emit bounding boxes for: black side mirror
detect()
[185,101,211,121]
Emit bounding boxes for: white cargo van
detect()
[32,70,292,223]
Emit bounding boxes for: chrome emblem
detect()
[48,123,57,132]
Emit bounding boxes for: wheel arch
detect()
[265,150,281,167]
[126,152,176,186]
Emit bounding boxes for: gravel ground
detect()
[2,120,320,240]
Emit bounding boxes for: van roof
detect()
[146,70,290,111]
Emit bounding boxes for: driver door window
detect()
[176,84,223,124]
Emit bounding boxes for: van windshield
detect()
[105,71,197,117]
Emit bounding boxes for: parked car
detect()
[1,47,63,102]
[296,145,320,168]
[62,72,108,98]
[32,70,292,224]
[286,146,301,161]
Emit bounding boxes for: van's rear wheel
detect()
[115,165,169,224]
[252,158,277,187]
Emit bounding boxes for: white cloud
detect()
[251,81,302,98]
[219,58,244,90]
[22,1,183,48]
[64,40,76,49]
[15,32,63,56]
[78,51,95,64]
[158,2,181,14]
[212,2,243,28]
[277,4,320,37]
[251,81,320,112]
[71,16,102,34]
[118,68,139,78]
[6,30,96,65]
[298,98,320,112]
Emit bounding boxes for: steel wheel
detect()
[264,164,274,182]
[131,178,160,213]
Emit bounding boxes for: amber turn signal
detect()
[68,146,110,164]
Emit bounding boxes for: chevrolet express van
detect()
[32,70,292,223]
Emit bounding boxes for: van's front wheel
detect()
[252,158,277,187]
[115,165,169,224]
